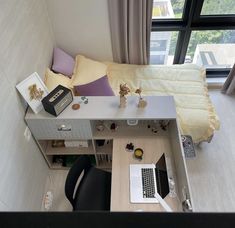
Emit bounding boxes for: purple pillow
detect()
[52,47,75,78]
[74,76,115,96]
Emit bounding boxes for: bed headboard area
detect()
[44,47,220,143]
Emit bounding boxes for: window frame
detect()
[151,0,235,77]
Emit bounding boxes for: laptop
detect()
[130,154,169,203]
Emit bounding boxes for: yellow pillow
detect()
[72,55,107,86]
[44,68,72,92]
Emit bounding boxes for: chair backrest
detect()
[65,156,92,208]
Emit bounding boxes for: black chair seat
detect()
[74,167,111,211]
[65,156,111,211]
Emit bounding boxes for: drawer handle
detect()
[57,125,72,131]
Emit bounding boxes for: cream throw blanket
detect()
[106,63,220,143]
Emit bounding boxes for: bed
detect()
[106,62,220,143]
[45,50,220,143]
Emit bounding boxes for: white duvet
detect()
[106,63,220,143]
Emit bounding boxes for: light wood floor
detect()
[186,90,235,212]
[43,90,235,212]
[42,170,72,211]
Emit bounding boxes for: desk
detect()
[111,137,182,212]
[25,96,192,210]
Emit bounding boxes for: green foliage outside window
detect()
[169,0,235,59]
[201,0,235,15]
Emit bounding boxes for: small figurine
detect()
[159,120,170,131]
[96,122,105,132]
[126,142,134,152]
[151,127,158,134]
[135,87,147,108]
[119,83,130,108]
[110,122,118,131]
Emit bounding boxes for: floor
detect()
[43,90,235,212]
[42,170,72,211]
[186,90,235,212]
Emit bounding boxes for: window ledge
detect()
[207,78,226,89]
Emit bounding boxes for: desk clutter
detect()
[94,119,170,136]
[125,142,144,160]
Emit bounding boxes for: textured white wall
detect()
[46,0,113,61]
[0,0,55,210]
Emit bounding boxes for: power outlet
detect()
[24,126,31,141]
[44,191,53,211]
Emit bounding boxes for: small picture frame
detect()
[16,72,48,113]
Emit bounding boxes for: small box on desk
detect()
[42,85,73,116]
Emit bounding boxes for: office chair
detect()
[65,155,111,211]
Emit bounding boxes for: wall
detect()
[0,0,55,210]
[46,0,113,61]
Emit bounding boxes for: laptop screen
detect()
[155,154,170,198]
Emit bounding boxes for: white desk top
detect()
[25,96,177,120]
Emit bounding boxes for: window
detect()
[151,0,235,77]
[186,30,235,69]
[150,31,179,65]
[152,0,185,19]
[201,0,235,15]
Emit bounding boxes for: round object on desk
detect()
[134,148,144,160]
[72,103,80,110]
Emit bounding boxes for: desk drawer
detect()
[27,119,92,140]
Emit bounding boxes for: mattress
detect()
[106,62,220,143]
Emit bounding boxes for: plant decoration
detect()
[135,87,142,98]
[135,87,147,108]
[119,83,130,108]
[28,84,44,101]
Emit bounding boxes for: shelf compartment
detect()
[41,140,95,155]
[96,154,112,169]
[92,120,170,139]
[97,161,112,170]
[46,155,69,170]
[49,154,97,169]
[95,140,113,154]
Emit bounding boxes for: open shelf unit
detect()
[37,139,113,169]
[33,119,171,169]
[25,96,177,170]
[31,119,171,170]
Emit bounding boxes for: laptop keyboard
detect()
[141,168,155,198]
